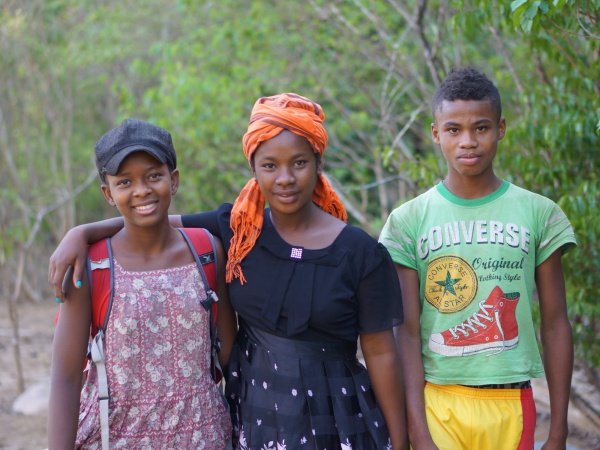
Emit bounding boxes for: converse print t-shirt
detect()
[380,180,576,385]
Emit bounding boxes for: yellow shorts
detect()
[423,382,536,450]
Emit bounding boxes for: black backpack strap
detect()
[177,228,218,311]
[177,227,223,384]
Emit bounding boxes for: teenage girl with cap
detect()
[49,95,408,449]
[48,119,234,449]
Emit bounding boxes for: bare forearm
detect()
[362,330,408,450]
[403,348,428,435]
[49,218,124,299]
[541,318,573,442]
[365,350,407,450]
[536,250,573,447]
[48,378,82,449]
[73,217,124,243]
[216,305,237,367]
[393,265,437,449]
[396,326,433,447]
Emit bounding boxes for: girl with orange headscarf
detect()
[49,93,407,449]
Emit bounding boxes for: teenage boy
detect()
[380,68,576,449]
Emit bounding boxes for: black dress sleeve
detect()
[356,242,404,334]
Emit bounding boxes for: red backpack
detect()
[86,227,222,380]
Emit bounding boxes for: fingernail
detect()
[55,297,62,303]
[76,280,82,288]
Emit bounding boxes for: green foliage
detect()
[558,181,600,366]
[2,0,599,367]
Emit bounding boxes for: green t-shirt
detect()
[380,180,576,385]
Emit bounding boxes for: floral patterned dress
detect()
[75,260,232,449]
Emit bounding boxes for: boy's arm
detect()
[48,266,92,449]
[361,328,408,450]
[394,264,439,450]
[49,218,124,301]
[213,236,237,366]
[536,249,573,449]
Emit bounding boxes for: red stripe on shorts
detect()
[517,388,536,450]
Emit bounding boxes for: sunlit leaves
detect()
[2,0,598,365]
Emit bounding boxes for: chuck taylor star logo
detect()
[435,271,461,296]
[425,255,478,314]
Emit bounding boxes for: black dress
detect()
[183,204,403,450]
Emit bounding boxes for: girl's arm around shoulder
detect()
[361,329,408,450]
[48,265,92,449]
[49,217,124,302]
[213,236,237,367]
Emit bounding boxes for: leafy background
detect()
[0,0,598,443]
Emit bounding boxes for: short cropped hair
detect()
[432,68,502,121]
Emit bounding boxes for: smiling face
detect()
[252,130,321,218]
[432,99,506,187]
[101,151,179,229]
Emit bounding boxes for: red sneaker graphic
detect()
[428,286,520,357]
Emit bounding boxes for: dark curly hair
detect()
[432,68,502,121]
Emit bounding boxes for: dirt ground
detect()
[0,298,54,450]
[0,298,598,450]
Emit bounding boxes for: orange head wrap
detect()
[226,93,348,283]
